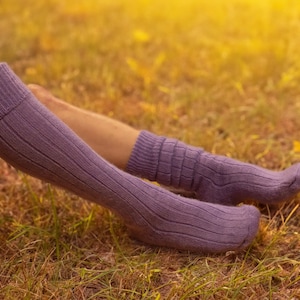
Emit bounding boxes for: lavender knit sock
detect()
[0,63,260,253]
[126,131,300,205]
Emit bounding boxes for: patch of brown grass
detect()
[1,0,300,298]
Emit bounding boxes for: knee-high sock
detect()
[0,63,260,253]
[126,131,300,205]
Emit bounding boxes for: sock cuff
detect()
[126,130,166,181]
[0,63,31,120]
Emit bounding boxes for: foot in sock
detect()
[0,62,260,253]
[126,131,300,206]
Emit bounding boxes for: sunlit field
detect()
[1,0,300,298]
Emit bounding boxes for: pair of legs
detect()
[0,63,299,253]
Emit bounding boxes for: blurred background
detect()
[2,0,300,165]
[1,1,300,299]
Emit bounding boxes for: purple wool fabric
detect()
[0,62,260,253]
[126,131,300,205]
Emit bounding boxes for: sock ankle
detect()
[0,63,260,253]
[126,130,300,205]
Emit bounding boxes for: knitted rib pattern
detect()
[0,63,260,253]
[127,130,300,205]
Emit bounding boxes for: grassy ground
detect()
[1,0,300,298]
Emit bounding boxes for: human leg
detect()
[28,85,300,206]
[28,84,140,170]
[0,63,260,253]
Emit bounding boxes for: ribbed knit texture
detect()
[0,62,260,253]
[127,130,300,205]
[0,64,30,119]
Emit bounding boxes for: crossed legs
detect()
[0,63,260,253]
[1,63,299,253]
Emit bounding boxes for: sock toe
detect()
[237,205,260,250]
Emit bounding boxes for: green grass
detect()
[1,0,300,298]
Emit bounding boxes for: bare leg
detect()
[28,84,139,170]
